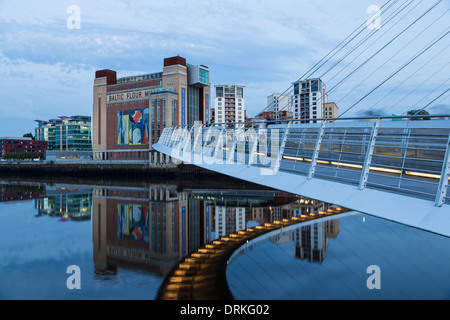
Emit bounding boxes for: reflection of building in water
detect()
[34,185,92,220]
[192,190,331,240]
[267,197,333,249]
[89,184,339,276]
[276,197,326,221]
[325,219,340,239]
[92,185,213,278]
[215,207,246,238]
[186,195,213,255]
[295,219,340,263]
[271,230,295,245]
[249,196,326,225]
[250,207,269,225]
[0,183,45,202]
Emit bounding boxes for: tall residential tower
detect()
[214,85,245,125]
[292,78,328,123]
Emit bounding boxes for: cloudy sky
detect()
[0,0,449,136]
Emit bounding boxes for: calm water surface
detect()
[0,179,449,300]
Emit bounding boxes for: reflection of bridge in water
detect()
[156,207,351,300]
[154,116,450,237]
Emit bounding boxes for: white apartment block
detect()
[292,78,328,123]
[215,206,246,238]
[214,85,245,124]
[267,93,292,114]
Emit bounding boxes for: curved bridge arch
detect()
[156,207,352,300]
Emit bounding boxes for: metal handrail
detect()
[157,116,450,206]
[199,114,450,127]
[166,114,450,130]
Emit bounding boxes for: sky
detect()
[0,0,449,137]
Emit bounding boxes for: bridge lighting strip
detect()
[404,171,447,180]
[281,156,446,180]
[330,161,362,169]
[210,149,447,181]
[369,166,402,174]
[283,156,304,161]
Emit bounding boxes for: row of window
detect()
[1,140,46,145]
[216,87,244,98]
[107,151,149,160]
[217,98,243,102]
[2,149,45,153]
[216,106,243,111]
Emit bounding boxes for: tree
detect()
[1,152,44,161]
[407,109,430,120]
[23,133,35,140]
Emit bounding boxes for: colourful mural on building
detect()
[117,108,149,145]
[117,203,150,242]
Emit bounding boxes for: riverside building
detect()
[35,115,92,151]
[214,85,245,125]
[324,102,339,119]
[292,78,328,123]
[0,137,47,158]
[93,56,211,162]
[267,93,292,116]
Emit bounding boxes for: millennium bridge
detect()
[154,115,450,237]
[152,115,450,299]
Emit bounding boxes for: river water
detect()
[0,178,449,300]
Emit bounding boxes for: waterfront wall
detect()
[0,162,178,179]
[0,162,273,191]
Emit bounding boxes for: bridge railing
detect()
[156,115,450,207]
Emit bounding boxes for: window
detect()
[199,68,209,84]
[236,87,243,98]
[171,99,175,126]
[225,87,235,94]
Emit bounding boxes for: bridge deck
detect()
[154,118,450,237]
